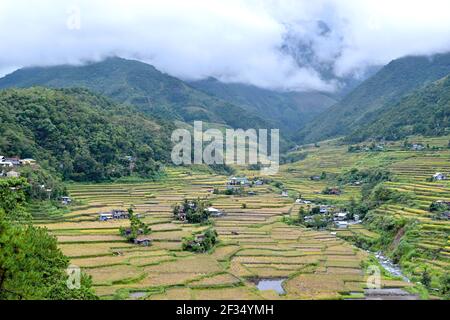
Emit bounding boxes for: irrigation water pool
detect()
[255,278,287,295]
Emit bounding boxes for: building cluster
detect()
[298,202,361,229]
[226,176,265,189]
[0,156,36,178]
[99,209,130,221]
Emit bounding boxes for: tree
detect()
[0,210,97,300]
[440,273,450,299]
[421,268,432,289]
[182,228,218,253]
[120,208,151,242]
[0,177,97,300]
[298,207,307,223]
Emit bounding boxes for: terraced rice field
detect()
[34,167,395,300]
[275,136,450,288]
[34,135,449,299]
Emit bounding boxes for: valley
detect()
[32,135,450,300]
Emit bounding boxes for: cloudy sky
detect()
[1,0,450,91]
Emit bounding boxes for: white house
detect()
[335,221,349,229]
[99,213,114,221]
[0,159,13,167]
[20,158,36,165]
[281,190,289,197]
[228,177,249,186]
[319,205,329,214]
[334,212,348,221]
[61,196,72,205]
[207,207,224,217]
[433,173,447,181]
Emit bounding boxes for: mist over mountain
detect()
[297,52,450,143]
[189,77,337,135]
[0,57,271,132]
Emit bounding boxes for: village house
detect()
[0,158,13,167]
[134,237,152,246]
[334,212,348,221]
[432,172,447,181]
[254,179,264,186]
[6,170,20,178]
[1,156,36,168]
[99,213,114,221]
[411,144,425,151]
[296,199,312,205]
[2,157,21,166]
[320,205,334,214]
[112,209,129,219]
[98,209,129,221]
[335,221,349,229]
[20,158,36,165]
[207,207,225,218]
[61,196,72,205]
[310,175,321,181]
[227,176,249,187]
[281,190,289,197]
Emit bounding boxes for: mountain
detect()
[347,75,450,141]
[0,87,174,181]
[0,57,269,131]
[189,78,337,135]
[297,53,450,143]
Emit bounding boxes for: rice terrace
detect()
[32,135,450,300]
[1,1,450,307]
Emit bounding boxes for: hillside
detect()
[189,78,337,135]
[297,53,450,143]
[348,75,450,141]
[0,57,270,131]
[0,87,173,181]
[277,135,450,297]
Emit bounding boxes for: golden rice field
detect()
[33,166,404,300]
[273,135,450,290]
[34,135,450,299]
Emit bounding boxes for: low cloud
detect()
[1,0,450,92]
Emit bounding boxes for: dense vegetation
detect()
[173,199,212,224]
[119,209,151,242]
[190,77,336,136]
[0,178,97,299]
[298,53,450,143]
[182,228,218,253]
[347,75,450,142]
[0,87,173,182]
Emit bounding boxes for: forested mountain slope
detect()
[297,53,450,143]
[0,87,173,181]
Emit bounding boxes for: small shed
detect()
[207,207,224,217]
[134,237,152,246]
[6,170,20,178]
